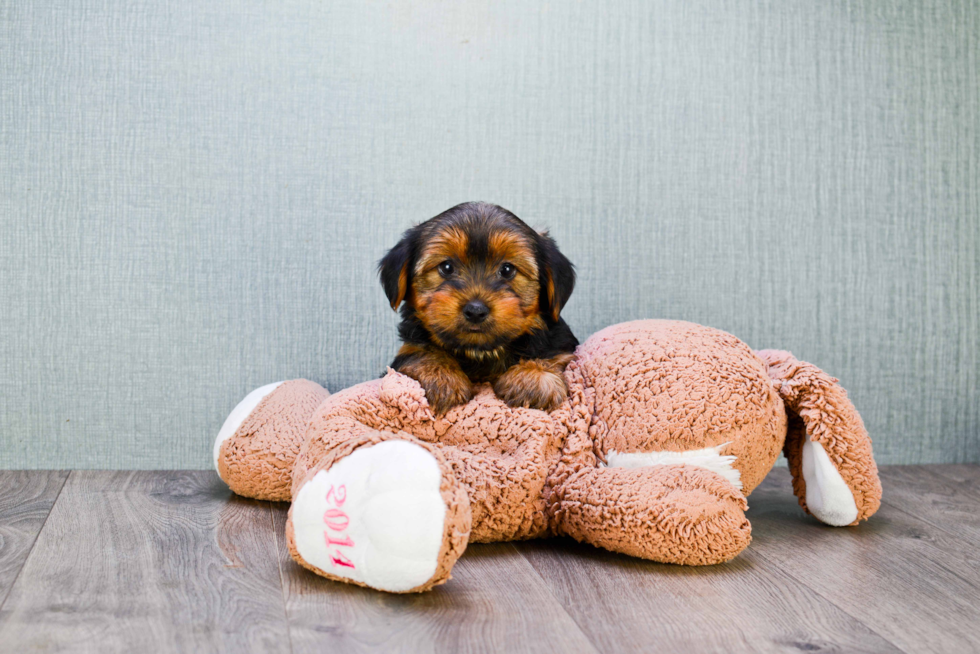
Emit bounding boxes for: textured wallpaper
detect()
[1,0,977,468]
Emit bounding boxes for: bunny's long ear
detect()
[378,225,422,310]
[535,231,575,322]
[756,349,881,526]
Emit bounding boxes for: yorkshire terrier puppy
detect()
[379,202,578,415]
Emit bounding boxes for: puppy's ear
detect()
[378,226,420,310]
[535,231,575,322]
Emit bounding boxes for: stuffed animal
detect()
[214,320,881,593]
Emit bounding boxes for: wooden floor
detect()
[0,466,978,653]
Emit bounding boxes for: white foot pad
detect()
[213,381,284,471]
[291,441,448,592]
[801,439,859,526]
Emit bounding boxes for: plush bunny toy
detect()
[214,320,881,593]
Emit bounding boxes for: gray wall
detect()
[1,0,977,469]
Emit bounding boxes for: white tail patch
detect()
[603,443,742,490]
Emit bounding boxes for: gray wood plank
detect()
[518,538,899,653]
[879,465,980,545]
[0,471,291,654]
[270,504,598,654]
[928,463,980,490]
[0,471,69,606]
[746,468,980,654]
[3,466,976,653]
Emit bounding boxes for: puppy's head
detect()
[379,202,574,354]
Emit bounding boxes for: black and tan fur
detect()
[379,202,578,414]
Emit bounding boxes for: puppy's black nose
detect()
[462,300,490,324]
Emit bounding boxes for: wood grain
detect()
[0,471,290,653]
[879,464,980,544]
[0,471,68,606]
[270,504,598,654]
[747,467,980,653]
[4,467,980,652]
[518,538,899,653]
[929,463,980,488]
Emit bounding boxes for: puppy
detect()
[379,202,578,415]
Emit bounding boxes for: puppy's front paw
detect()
[421,375,473,416]
[494,361,569,412]
[393,345,474,416]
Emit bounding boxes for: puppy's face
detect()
[380,203,574,354]
[413,219,541,352]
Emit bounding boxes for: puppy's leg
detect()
[493,353,575,412]
[393,344,473,415]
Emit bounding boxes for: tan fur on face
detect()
[488,230,538,279]
[411,223,544,352]
[392,266,409,309]
[415,226,470,275]
[544,276,559,321]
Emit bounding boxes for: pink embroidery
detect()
[323,484,355,569]
[325,534,354,548]
[325,484,347,507]
[323,508,349,531]
[331,550,355,568]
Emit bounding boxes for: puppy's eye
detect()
[438,261,455,277]
[499,262,516,279]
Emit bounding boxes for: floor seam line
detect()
[0,470,71,614]
[269,501,296,654]
[512,542,604,654]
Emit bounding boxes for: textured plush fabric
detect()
[553,464,752,565]
[757,350,882,524]
[2,0,978,470]
[216,320,882,591]
[217,380,329,501]
[296,375,566,542]
[568,321,788,495]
